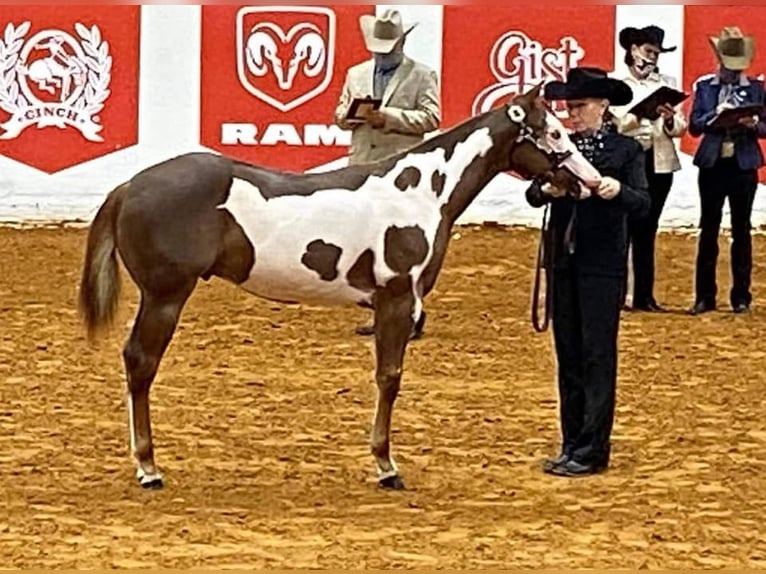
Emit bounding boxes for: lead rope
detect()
[532,203,554,333]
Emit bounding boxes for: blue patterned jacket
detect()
[689,73,766,170]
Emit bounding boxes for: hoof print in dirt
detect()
[379,475,406,490]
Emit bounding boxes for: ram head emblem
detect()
[245,22,327,91]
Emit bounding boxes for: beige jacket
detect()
[334,56,440,165]
[610,71,688,173]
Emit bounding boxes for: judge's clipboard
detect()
[345,97,382,123]
[628,86,689,121]
[706,104,763,130]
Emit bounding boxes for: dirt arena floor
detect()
[2,224,766,569]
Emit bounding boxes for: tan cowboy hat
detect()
[709,26,755,71]
[359,9,417,54]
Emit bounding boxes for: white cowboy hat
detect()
[709,26,755,71]
[359,9,417,54]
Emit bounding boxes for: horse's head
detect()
[499,83,602,197]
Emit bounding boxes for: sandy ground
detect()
[1,224,766,569]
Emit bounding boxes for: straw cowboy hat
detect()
[544,67,633,106]
[619,25,676,53]
[709,26,755,71]
[359,9,417,54]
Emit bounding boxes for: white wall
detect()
[0,5,763,229]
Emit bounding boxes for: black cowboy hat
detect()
[619,25,676,53]
[544,67,633,106]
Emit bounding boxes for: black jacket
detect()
[526,130,650,276]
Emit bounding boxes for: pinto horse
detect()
[78,84,600,490]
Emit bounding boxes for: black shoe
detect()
[549,458,607,477]
[733,302,750,314]
[633,299,666,312]
[542,452,570,474]
[690,300,716,315]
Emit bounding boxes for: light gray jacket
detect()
[334,56,441,165]
[610,71,688,174]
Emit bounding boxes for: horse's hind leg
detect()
[371,278,417,490]
[124,283,195,488]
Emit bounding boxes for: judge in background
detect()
[334,9,440,337]
[610,25,687,312]
[688,26,766,315]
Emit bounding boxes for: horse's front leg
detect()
[371,278,416,490]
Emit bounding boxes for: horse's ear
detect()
[514,81,545,108]
[528,81,545,100]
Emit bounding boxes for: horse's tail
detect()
[78,182,129,342]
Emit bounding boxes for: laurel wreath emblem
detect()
[0,21,29,114]
[0,21,111,117]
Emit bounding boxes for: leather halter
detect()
[505,103,576,333]
[507,105,579,187]
[532,202,554,333]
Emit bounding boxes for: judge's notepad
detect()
[628,86,689,121]
[706,104,763,130]
[345,97,382,123]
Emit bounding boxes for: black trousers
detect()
[695,157,757,308]
[552,268,623,466]
[628,151,674,305]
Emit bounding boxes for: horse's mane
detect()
[229,105,506,186]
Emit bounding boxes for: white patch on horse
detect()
[371,390,400,479]
[136,467,163,487]
[128,394,162,485]
[218,128,495,306]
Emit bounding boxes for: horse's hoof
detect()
[379,475,405,490]
[136,471,164,490]
[140,476,164,490]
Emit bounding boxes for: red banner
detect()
[441,6,616,128]
[681,7,766,181]
[200,5,373,172]
[0,6,140,173]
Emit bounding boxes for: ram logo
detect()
[236,7,336,113]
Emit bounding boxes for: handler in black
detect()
[526,67,650,477]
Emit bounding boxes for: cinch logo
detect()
[0,21,111,142]
[236,6,335,113]
[472,31,584,118]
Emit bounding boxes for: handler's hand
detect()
[541,182,567,198]
[596,176,621,200]
[577,183,592,200]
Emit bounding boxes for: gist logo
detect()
[441,5,615,129]
[201,5,373,171]
[473,32,584,118]
[0,7,139,173]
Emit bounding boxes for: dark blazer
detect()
[689,74,766,170]
[526,130,650,277]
